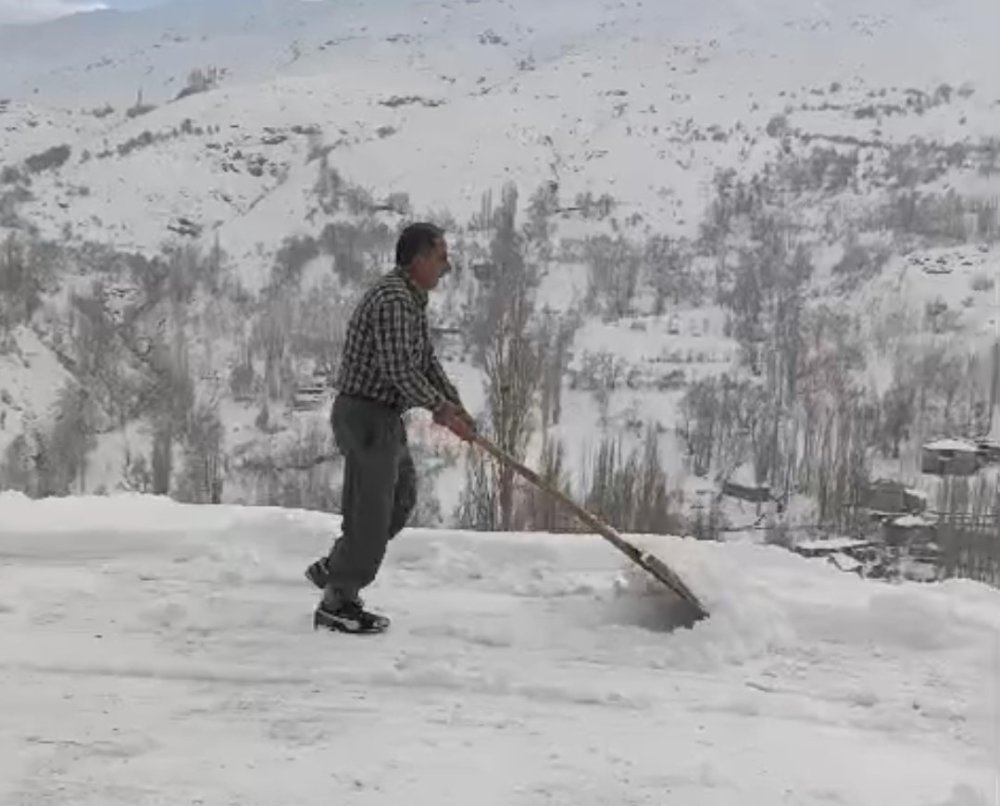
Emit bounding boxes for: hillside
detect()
[0,492,996,804]
[2,0,999,270]
[2,0,1000,556]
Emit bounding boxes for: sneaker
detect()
[305,556,329,589]
[313,600,390,635]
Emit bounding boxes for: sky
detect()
[0,0,169,25]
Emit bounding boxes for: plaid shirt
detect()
[335,268,462,413]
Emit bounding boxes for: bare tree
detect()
[517,435,569,532]
[121,450,153,493]
[458,183,547,530]
[677,374,769,481]
[535,306,580,430]
[677,377,720,477]
[175,403,225,504]
[291,273,349,377]
[151,419,173,495]
[44,384,98,495]
[0,235,36,329]
[523,181,559,259]
[0,433,38,494]
[581,426,684,536]
[455,446,498,530]
[644,235,702,313]
[175,66,223,100]
[483,186,543,529]
[141,326,195,496]
[70,286,131,422]
[1,383,101,498]
[583,234,642,319]
[253,292,293,401]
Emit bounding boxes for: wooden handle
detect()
[471,434,708,619]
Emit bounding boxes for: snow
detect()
[4,0,1000,286]
[924,439,981,453]
[1,492,997,804]
[794,536,872,553]
[0,326,75,456]
[828,552,864,573]
[892,514,933,528]
[1,16,1000,797]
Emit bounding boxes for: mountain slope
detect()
[3,0,1000,279]
[2,0,1000,538]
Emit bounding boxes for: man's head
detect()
[396,222,450,291]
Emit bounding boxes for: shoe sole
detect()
[313,611,389,635]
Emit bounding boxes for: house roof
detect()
[923,438,980,452]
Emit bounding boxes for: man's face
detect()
[411,237,451,290]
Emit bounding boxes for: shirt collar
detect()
[395,266,428,308]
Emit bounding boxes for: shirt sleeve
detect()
[373,296,446,411]
[427,348,462,406]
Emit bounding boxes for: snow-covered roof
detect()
[890,515,933,528]
[923,438,980,452]
[795,537,871,552]
[726,462,761,488]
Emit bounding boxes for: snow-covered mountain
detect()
[2,0,1000,544]
[4,0,999,279]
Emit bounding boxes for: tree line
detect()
[2,133,998,543]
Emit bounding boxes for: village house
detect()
[862,478,927,516]
[921,438,984,476]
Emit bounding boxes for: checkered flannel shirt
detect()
[335,268,462,413]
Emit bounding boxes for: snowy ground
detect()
[0,493,997,805]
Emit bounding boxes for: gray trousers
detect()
[324,393,416,606]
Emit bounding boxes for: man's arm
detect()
[426,344,477,441]
[373,296,446,411]
[427,347,462,406]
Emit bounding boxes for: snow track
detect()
[0,493,996,805]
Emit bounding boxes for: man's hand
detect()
[433,400,478,442]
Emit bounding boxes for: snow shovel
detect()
[471,434,709,622]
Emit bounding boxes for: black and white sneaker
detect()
[313,600,390,635]
[305,556,329,589]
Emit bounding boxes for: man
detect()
[306,222,477,634]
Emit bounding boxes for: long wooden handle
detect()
[471,434,708,619]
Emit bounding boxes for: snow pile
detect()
[621,532,999,678]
